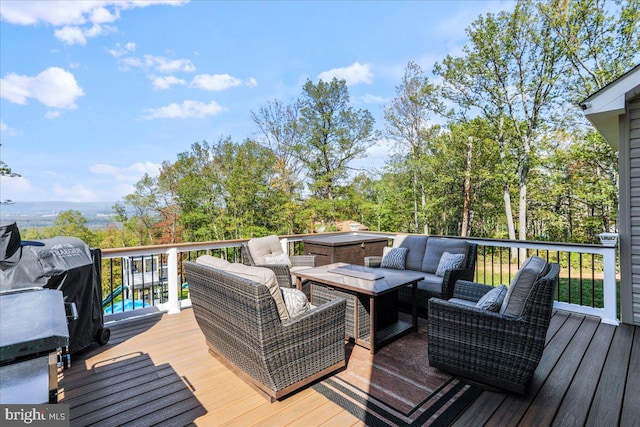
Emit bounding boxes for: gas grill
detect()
[0,288,70,403]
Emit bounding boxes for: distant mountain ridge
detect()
[1,201,119,229]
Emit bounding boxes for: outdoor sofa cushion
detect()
[421,237,468,274]
[500,256,549,317]
[393,235,427,271]
[197,255,290,322]
[195,254,231,269]
[247,235,292,267]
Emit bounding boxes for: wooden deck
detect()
[59,309,639,426]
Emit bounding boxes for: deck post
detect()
[166,247,180,314]
[601,246,619,325]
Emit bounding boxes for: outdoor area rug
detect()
[312,316,483,426]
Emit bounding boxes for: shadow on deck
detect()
[60,309,640,426]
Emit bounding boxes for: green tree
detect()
[435,0,567,249]
[539,0,640,102]
[296,78,375,222]
[251,99,306,234]
[0,144,20,178]
[384,61,443,234]
[51,210,97,246]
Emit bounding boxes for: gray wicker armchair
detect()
[241,238,315,297]
[184,261,346,402]
[427,259,560,394]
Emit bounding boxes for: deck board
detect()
[484,313,585,426]
[59,308,639,426]
[550,322,616,427]
[519,315,600,426]
[621,326,640,427]
[586,323,635,426]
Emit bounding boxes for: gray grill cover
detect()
[0,221,102,353]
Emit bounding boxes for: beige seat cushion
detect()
[202,260,290,322]
[225,263,290,322]
[247,235,292,267]
[196,255,231,269]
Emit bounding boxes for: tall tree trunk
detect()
[504,184,516,241]
[461,136,473,237]
[518,139,530,260]
[421,182,428,234]
[413,169,419,233]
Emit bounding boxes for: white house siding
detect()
[630,97,640,324]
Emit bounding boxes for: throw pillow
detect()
[281,287,310,318]
[380,247,408,270]
[435,252,465,277]
[475,284,508,312]
[265,252,291,266]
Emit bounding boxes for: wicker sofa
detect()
[365,235,477,315]
[427,256,560,394]
[183,260,346,402]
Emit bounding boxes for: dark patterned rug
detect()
[312,316,482,426]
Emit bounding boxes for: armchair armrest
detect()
[258,264,293,288]
[440,266,476,299]
[452,280,496,303]
[364,256,382,268]
[274,297,347,361]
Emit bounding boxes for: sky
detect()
[0,0,513,203]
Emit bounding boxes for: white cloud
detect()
[0,1,189,45]
[0,122,22,137]
[90,6,119,24]
[108,42,137,58]
[150,75,186,90]
[45,111,61,119]
[359,94,388,104]
[54,25,87,45]
[90,161,161,182]
[190,74,258,91]
[118,54,195,73]
[0,175,32,195]
[53,183,106,202]
[191,74,241,91]
[142,100,227,120]
[0,67,84,109]
[317,62,373,85]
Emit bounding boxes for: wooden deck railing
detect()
[100,232,619,325]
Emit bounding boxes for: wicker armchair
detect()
[427,261,560,394]
[183,261,346,402]
[241,240,315,296]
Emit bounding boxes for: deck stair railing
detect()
[100,232,619,325]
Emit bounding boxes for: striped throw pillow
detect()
[380,247,408,270]
[435,252,465,277]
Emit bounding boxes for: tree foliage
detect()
[27,0,631,249]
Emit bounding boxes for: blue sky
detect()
[0,0,512,203]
